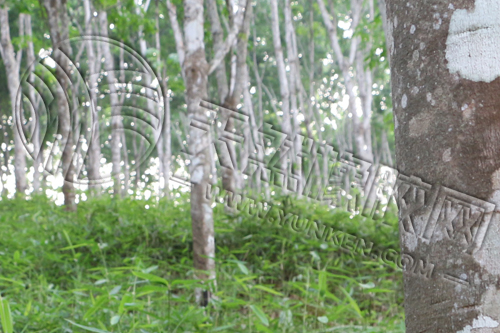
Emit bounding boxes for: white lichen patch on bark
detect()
[482,287,500,320]
[442,148,452,162]
[409,112,432,137]
[401,94,408,108]
[476,190,500,276]
[446,0,500,83]
[491,169,500,190]
[457,315,499,333]
[461,100,476,122]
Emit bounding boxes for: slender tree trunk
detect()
[317,0,373,162]
[160,80,171,198]
[270,0,292,180]
[183,0,216,306]
[23,14,42,194]
[153,1,171,198]
[206,0,237,192]
[207,0,229,103]
[355,49,374,162]
[283,0,302,193]
[388,0,500,331]
[99,11,122,197]
[0,10,26,197]
[221,0,252,191]
[250,20,268,195]
[84,0,102,192]
[377,0,391,65]
[42,0,76,210]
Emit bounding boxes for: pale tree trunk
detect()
[183,0,216,306]
[285,0,323,194]
[283,0,302,193]
[206,0,236,192]
[355,0,374,163]
[270,0,292,180]
[160,81,171,198]
[118,47,130,196]
[155,0,171,198]
[99,11,122,197]
[84,0,102,192]
[250,20,269,195]
[317,0,373,162]
[0,10,26,197]
[388,0,500,332]
[381,131,393,166]
[221,0,252,191]
[207,0,249,192]
[377,0,391,65]
[355,51,374,163]
[23,14,42,194]
[166,0,185,73]
[206,0,229,103]
[239,61,254,188]
[42,0,76,210]
[306,9,326,187]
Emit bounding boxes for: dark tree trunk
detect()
[387,0,500,331]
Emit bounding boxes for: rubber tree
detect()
[167,0,218,306]
[83,0,102,193]
[0,9,26,197]
[387,0,500,331]
[41,0,76,210]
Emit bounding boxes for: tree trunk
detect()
[160,80,171,198]
[387,0,500,332]
[22,14,42,194]
[183,0,215,306]
[206,0,237,192]
[42,0,76,210]
[0,9,26,197]
[99,11,122,197]
[270,0,292,179]
[317,0,373,162]
[155,2,171,199]
[84,0,102,193]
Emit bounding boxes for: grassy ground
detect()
[0,192,404,332]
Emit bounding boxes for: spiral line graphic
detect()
[15,36,164,185]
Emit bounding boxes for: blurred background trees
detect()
[0,0,400,330]
[0,0,393,203]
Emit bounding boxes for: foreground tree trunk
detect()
[387,0,500,331]
[183,0,216,306]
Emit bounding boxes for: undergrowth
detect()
[0,192,404,332]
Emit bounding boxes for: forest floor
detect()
[0,192,404,332]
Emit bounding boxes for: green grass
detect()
[0,192,404,332]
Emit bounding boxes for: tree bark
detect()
[270,0,292,180]
[22,14,42,194]
[387,0,500,332]
[84,0,102,193]
[183,0,216,306]
[42,0,76,210]
[317,0,373,162]
[155,0,171,198]
[0,9,26,197]
[99,11,122,197]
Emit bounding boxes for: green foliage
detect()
[0,194,403,332]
